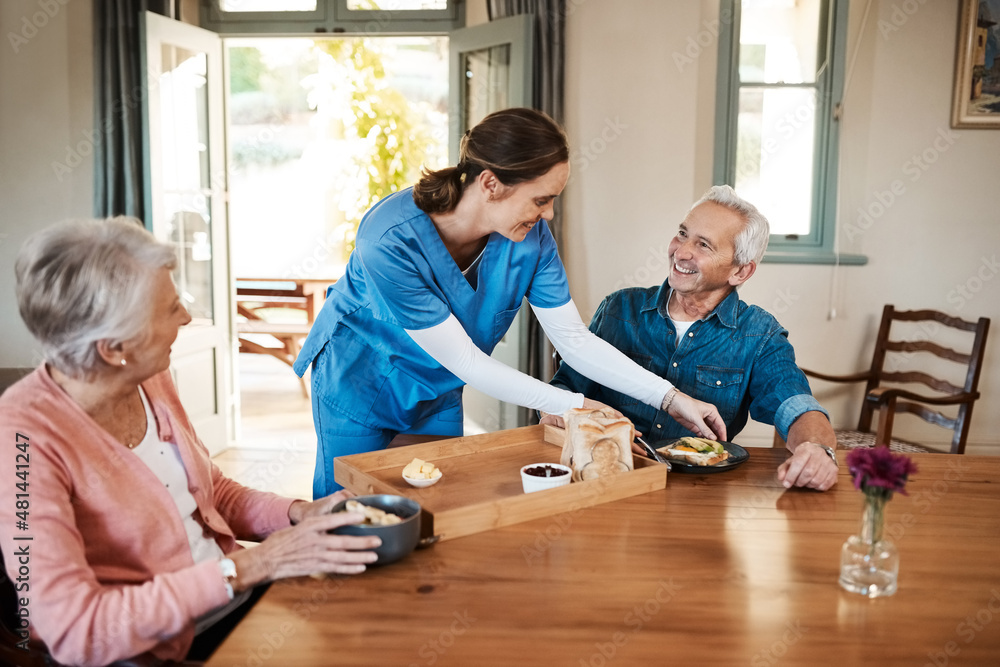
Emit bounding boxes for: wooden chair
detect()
[780,305,990,454]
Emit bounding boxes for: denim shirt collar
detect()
[645,279,740,330]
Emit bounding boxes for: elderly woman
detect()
[0,218,380,666]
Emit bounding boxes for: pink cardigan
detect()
[0,366,295,666]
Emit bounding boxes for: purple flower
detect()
[845,447,918,499]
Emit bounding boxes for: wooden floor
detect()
[212,354,316,501]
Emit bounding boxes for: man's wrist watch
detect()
[812,443,838,466]
[219,558,238,599]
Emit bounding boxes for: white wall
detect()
[0,0,94,368]
[563,0,1000,452]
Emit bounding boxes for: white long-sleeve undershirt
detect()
[406,314,584,414]
[531,299,673,408]
[405,300,672,415]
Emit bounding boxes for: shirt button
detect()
[716,380,722,386]
[672,362,678,368]
[656,424,662,429]
[688,332,694,337]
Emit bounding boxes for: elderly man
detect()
[547,185,838,491]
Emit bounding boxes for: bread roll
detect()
[561,408,635,482]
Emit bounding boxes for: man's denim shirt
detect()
[550,281,828,442]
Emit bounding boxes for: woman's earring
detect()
[121,358,127,366]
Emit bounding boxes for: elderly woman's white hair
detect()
[692,185,770,266]
[15,217,177,378]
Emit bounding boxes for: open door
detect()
[143,12,233,456]
[448,15,533,433]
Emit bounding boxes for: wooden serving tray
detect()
[334,424,668,542]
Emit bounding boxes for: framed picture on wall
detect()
[952,0,1000,128]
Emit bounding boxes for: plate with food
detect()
[653,436,749,474]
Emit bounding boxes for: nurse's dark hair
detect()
[412,107,569,214]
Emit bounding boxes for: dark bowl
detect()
[331,494,422,565]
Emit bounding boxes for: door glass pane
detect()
[219,0,317,11]
[347,0,446,8]
[462,44,510,131]
[739,0,822,83]
[735,87,815,236]
[159,45,215,321]
[227,37,447,280]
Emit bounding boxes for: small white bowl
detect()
[402,472,442,488]
[520,463,572,493]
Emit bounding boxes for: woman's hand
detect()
[539,399,642,439]
[288,489,356,525]
[666,391,728,442]
[230,507,380,592]
[539,399,628,429]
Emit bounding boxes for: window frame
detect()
[713,0,865,265]
[200,0,463,35]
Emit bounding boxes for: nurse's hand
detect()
[666,391,728,442]
[539,399,628,430]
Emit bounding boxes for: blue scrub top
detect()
[294,187,571,431]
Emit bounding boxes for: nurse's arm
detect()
[531,301,725,441]
[405,315,584,415]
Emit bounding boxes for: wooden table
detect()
[235,278,337,396]
[205,445,1000,666]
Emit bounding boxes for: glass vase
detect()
[839,493,899,597]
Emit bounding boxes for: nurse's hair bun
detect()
[413,107,568,215]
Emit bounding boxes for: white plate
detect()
[402,473,442,488]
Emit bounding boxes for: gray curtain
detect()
[487,0,567,399]
[93,0,169,220]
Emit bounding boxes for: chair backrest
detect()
[858,305,990,453]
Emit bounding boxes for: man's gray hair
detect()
[692,184,770,266]
[15,217,177,378]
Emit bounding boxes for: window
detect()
[202,0,462,34]
[714,0,864,264]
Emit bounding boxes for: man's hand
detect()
[777,441,838,491]
[666,391,728,442]
[778,411,838,491]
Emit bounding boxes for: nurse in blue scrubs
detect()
[295,108,727,497]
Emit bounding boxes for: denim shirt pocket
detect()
[694,366,744,422]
